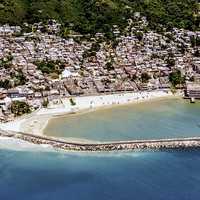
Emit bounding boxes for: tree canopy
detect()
[169,70,185,87]
[0,0,199,35]
[34,60,65,75]
[10,101,31,116]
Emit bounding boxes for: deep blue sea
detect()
[0,149,200,200]
[1,98,200,199]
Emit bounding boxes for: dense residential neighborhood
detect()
[0,16,200,121]
[1,1,200,198]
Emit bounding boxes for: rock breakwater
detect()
[1,129,200,152]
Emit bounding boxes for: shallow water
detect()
[44,98,200,141]
[0,149,200,200]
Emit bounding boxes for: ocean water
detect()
[1,98,200,199]
[0,149,200,200]
[44,98,200,141]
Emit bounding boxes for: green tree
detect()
[11,69,27,86]
[42,99,49,108]
[69,98,76,106]
[105,61,114,71]
[141,72,151,83]
[10,101,31,116]
[167,58,175,67]
[34,60,64,75]
[0,79,11,89]
[194,50,200,57]
[1,0,198,37]
[135,31,143,41]
[169,70,185,87]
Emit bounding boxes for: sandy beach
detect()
[0,90,175,137]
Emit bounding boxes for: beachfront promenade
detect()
[1,129,200,152]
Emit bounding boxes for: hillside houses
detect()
[0,18,200,120]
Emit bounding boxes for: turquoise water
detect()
[0,149,200,200]
[44,98,200,141]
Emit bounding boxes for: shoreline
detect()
[0,90,200,152]
[0,90,185,151]
[42,91,179,139]
[0,90,177,139]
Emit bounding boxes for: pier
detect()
[1,129,200,152]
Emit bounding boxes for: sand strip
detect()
[0,90,176,137]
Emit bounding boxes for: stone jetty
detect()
[1,129,200,152]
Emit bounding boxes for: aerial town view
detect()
[0,0,200,199]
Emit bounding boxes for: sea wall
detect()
[1,130,200,152]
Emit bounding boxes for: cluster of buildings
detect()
[0,17,200,121]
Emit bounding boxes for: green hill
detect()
[0,0,199,35]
